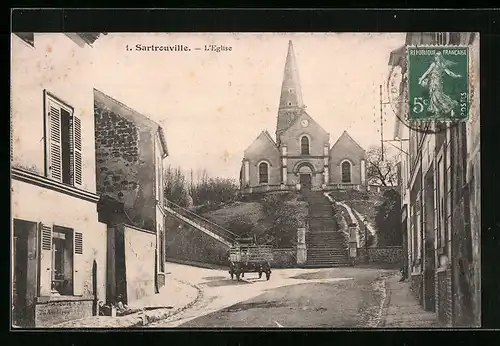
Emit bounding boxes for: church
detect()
[240,41,367,194]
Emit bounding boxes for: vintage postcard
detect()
[10,32,480,329]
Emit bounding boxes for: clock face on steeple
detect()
[300,119,309,128]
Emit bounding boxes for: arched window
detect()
[341,161,352,183]
[258,162,269,184]
[301,136,310,155]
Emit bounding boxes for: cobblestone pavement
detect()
[51,275,200,328]
[381,274,440,328]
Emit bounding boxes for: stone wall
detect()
[94,100,156,231]
[355,246,403,265]
[166,214,230,266]
[410,272,423,306]
[436,268,453,326]
[95,101,140,196]
[272,248,296,268]
[35,299,93,327]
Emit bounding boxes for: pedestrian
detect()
[400,255,408,282]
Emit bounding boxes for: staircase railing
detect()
[165,200,238,244]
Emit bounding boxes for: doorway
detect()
[92,260,98,316]
[299,174,312,190]
[12,220,38,328]
[423,169,436,312]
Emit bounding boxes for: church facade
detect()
[240,41,367,194]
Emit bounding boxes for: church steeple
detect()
[276,40,305,145]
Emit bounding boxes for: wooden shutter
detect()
[73,231,84,296]
[45,97,63,181]
[39,223,53,296]
[73,116,83,186]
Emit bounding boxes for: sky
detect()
[91,33,406,181]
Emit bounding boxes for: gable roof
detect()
[94,88,168,157]
[330,131,365,153]
[263,130,277,147]
[280,110,328,138]
[244,130,279,156]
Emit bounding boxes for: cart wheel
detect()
[258,272,262,279]
[265,271,271,281]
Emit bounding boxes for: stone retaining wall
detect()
[355,246,403,265]
[165,214,230,266]
[272,248,296,268]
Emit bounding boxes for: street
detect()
[149,263,397,328]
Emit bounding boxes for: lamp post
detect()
[363,218,369,264]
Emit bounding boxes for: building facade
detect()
[11,33,107,327]
[240,41,367,194]
[391,32,480,327]
[93,89,168,305]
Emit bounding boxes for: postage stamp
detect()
[407,45,469,122]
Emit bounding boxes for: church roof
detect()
[330,131,366,154]
[278,40,304,109]
[262,130,277,146]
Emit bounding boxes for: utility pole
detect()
[364,218,369,264]
[380,84,385,161]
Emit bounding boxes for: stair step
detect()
[303,264,352,268]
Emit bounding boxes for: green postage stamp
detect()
[407,46,469,121]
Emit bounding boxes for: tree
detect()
[189,169,238,207]
[366,145,399,187]
[163,165,189,207]
[374,189,402,246]
[259,194,300,248]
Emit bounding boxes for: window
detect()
[14,33,34,47]
[51,227,74,295]
[435,32,449,45]
[437,156,446,251]
[258,162,269,184]
[287,102,292,106]
[416,194,422,260]
[159,225,165,272]
[449,32,461,45]
[44,92,82,186]
[300,136,310,155]
[341,161,352,183]
[40,224,83,297]
[156,155,161,202]
[444,139,453,254]
[289,88,294,94]
[411,205,417,261]
[10,117,13,161]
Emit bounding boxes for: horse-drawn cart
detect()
[228,238,273,281]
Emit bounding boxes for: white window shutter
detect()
[39,223,53,296]
[45,98,63,182]
[73,231,84,296]
[73,116,83,186]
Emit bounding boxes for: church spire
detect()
[276,40,305,145]
[279,40,304,109]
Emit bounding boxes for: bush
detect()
[227,215,257,239]
[258,194,301,248]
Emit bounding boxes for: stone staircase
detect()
[303,191,351,267]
